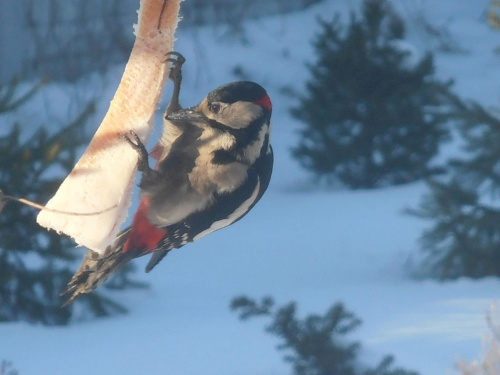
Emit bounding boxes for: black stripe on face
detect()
[237,118,266,148]
[209,119,266,165]
[212,149,236,165]
[208,116,265,147]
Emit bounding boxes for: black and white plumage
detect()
[62,53,273,304]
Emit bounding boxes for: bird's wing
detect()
[145,164,266,272]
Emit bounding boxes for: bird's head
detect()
[166,81,272,131]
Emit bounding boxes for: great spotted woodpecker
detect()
[62,52,273,304]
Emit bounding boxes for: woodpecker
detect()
[61,52,273,304]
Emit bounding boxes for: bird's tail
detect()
[61,228,136,306]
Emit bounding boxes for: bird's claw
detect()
[118,130,150,172]
[164,52,185,115]
[165,51,186,65]
[165,51,185,84]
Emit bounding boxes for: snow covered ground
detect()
[1,0,499,374]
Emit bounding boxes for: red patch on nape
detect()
[123,199,167,254]
[252,94,272,112]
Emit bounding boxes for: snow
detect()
[1,0,499,374]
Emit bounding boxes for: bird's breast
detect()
[188,128,247,195]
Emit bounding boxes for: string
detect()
[0,191,117,217]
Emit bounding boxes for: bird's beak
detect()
[166,106,206,125]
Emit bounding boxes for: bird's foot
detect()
[164,52,186,115]
[118,130,150,172]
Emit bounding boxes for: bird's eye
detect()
[210,103,221,114]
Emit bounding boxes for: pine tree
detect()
[410,94,500,279]
[291,0,452,189]
[231,296,419,375]
[0,78,145,325]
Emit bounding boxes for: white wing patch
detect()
[193,178,261,241]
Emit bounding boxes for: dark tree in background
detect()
[0,78,144,325]
[291,0,452,189]
[409,93,500,279]
[231,296,418,375]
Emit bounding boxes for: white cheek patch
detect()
[193,178,261,241]
[218,101,262,129]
